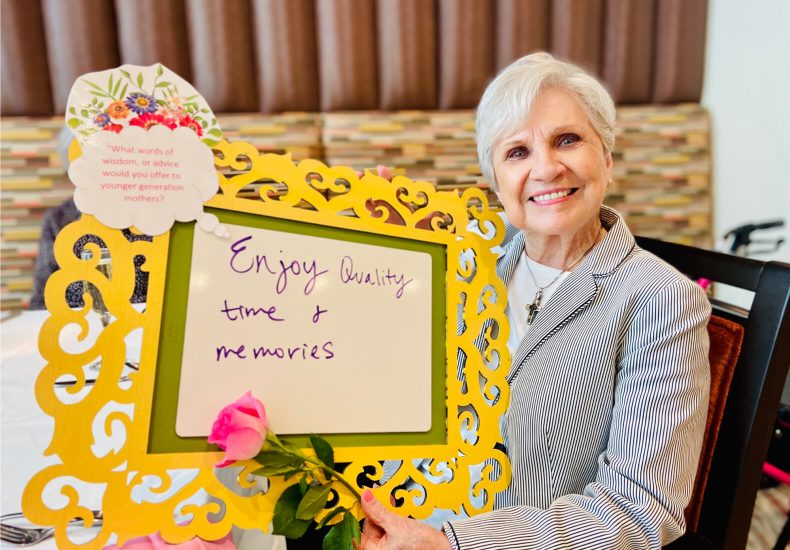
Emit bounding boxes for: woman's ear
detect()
[604,151,613,190]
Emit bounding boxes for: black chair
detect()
[635,237,790,550]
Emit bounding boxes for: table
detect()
[0,311,285,549]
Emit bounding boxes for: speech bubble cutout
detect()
[68,125,219,236]
[65,63,222,148]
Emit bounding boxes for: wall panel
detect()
[184,0,258,112]
[438,0,496,109]
[496,0,550,70]
[1,1,710,114]
[41,0,120,113]
[551,0,604,75]
[377,0,438,110]
[602,0,655,103]
[1,0,53,115]
[653,0,709,103]
[316,0,379,111]
[252,0,319,112]
[115,0,193,82]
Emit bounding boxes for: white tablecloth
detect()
[0,311,285,549]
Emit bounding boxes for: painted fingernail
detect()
[363,489,374,502]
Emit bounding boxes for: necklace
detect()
[524,227,604,325]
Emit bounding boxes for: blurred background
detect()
[2,0,788,313]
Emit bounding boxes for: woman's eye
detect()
[506,146,529,159]
[557,134,580,147]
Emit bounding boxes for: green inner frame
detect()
[148,207,448,453]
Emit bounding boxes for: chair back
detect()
[685,315,744,532]
[636,236,790,550]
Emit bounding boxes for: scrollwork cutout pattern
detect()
[25,142,511,547]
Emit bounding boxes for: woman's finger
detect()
[362,516,385,540]
[360,489,394,529]
[375,165,393,180]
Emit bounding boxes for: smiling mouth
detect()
[529,188,578,202]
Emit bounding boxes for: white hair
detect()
[476,52,616,190]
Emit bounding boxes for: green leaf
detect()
[89,90,112,99]
[316,506,346,530]
[112,78,122,98]
[156,64,163,76]
[322,511,361,550]
[68,106,76,115]
[296,484,331,520]
[82,79,104,92]
[119,83,129,100]
[252,464,303,477]
[185,94,199,101]
[280,439,303,453]
[310,435,335,470]
[299,475,308,495]
[155,81,172,88]
[207,127,222,136]
[255,449,304,469]
[67,118,82,128]
[273,485,311,540]
[284,469,302,481]
[136,72,144,88]
[120,69,132,81]
[108,73,114,93]
[80,109,90,118]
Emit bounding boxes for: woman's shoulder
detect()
[599,207,704,294]
[612,246,710,310]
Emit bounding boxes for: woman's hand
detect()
[357,489,452,550]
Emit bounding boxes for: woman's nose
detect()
[530,147,565,182]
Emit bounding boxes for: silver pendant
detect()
[526,289,543,325]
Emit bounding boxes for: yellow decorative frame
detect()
[24,140,511,548]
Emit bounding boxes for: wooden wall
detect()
[1,0,709,115]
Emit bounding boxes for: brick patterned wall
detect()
[0,104,710,310]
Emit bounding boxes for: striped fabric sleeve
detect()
[443,276,711,549]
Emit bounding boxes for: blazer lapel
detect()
[497,228,525,284]
[503,206,636,383]
[506,267,598,382]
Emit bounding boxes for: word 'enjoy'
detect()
[227,235,413,299]
[228,235,329,295]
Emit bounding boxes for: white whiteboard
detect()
[175,221,434,437]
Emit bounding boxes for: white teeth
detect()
[533,189,571,202]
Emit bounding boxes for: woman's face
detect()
[493,88,612,240]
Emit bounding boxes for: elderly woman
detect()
[358,52,710,549]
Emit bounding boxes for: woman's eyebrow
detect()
[551,125,586,135]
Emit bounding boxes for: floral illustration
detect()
[66,63,222,146]
[209,392,362,549]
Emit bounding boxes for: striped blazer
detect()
[444,206,711,549]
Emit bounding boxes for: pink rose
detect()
[208,391,269,467]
